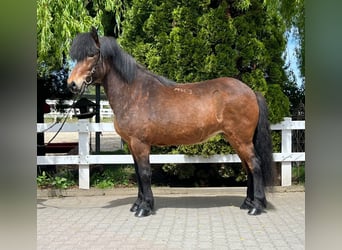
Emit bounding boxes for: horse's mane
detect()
[70,31,174,86]
[70,32,100,61]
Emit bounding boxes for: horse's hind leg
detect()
[242,153,266,215]
[224,136,266,215]
[248,155,267,215]
[240,162,254,210]
[128,139,154,217]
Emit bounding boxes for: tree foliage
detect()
[277,0,305,78]
[37,0,126,75]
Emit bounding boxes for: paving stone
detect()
[37,188,304,249]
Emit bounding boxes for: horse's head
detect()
[67,27,104,94]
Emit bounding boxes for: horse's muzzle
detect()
[68,81,79,94]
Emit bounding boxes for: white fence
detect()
[45,99,114,121]
[37,117,305,189]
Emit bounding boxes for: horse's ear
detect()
[90,26,100,48]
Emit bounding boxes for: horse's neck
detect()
[102,69,140,115]
[102,67,166,115]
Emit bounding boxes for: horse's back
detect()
[177,77,256,98]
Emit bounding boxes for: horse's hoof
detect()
[130,203,139,212]
[240,198,253,210]
[248,207,262,215]
[135,208,152,217]
[240,202,253,210]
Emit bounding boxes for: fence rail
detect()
[45,100,114,121]
[37,117,305,189]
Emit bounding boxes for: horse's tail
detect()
[253,92,275,187]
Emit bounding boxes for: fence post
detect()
[78,119,90,189]
[281,117,292,186]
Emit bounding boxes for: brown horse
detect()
[67,27,274,217]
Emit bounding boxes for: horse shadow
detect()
[102,195,276,212]
[37,198,48,209]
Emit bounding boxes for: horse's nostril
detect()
[70,82,76,88]
[68,82,78,92]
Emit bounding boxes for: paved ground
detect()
[37,188,304,249]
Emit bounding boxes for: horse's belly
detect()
[148,123,221,146]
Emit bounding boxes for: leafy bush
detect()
[218,164,248,183]
[271,131,281,152]
[172,134,235,157]
[37,171,51,188]
[51,176,74,189]
[37,170,76,189]
[90,166,135,189]
[162,163,196,180]
[292,164,305,184]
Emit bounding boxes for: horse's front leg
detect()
[129,159,143,213]
[135,158,154,217]
[129,140,154,217]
